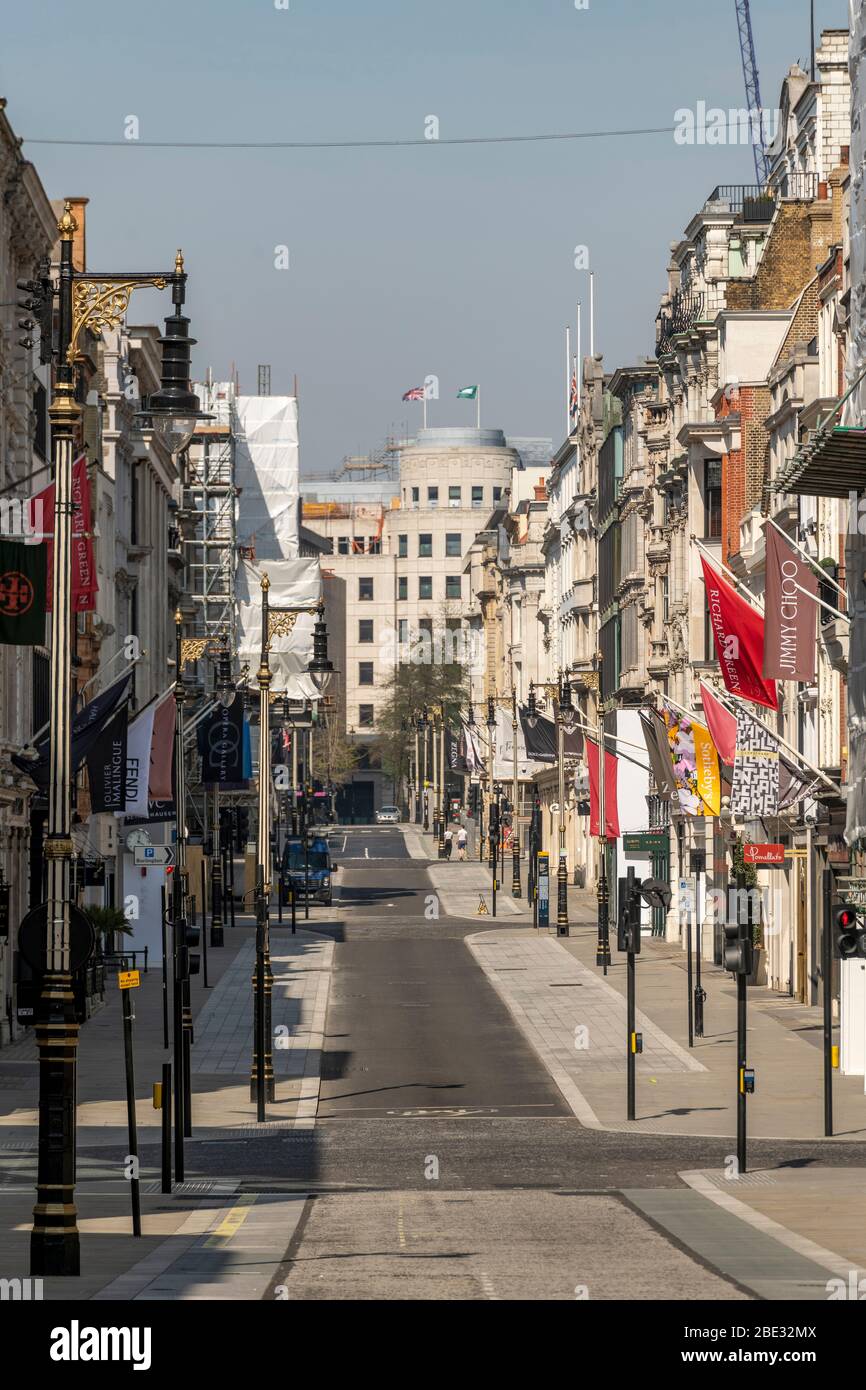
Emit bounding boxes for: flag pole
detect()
[590,272,595,357]
[765,515,849,602]
[565,327,571,436]
[422,392,427,430]
[697,686,839,795]
[690,535,765,612]
[477,385,480,430]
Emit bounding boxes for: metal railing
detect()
[704,184,776,222]
[656,290,705,357]
[778,170,819,202]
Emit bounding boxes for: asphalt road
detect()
[59,826,866,1299]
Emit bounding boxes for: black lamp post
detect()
[209,631,235,949]
[31,212,204,1277]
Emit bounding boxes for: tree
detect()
[374,641,470,804]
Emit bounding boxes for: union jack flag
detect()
[402,387,425,401]
[569,371,578,419]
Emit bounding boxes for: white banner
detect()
[122,705,156,819]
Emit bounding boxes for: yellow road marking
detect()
[205,1193,258,1246]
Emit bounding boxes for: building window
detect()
[448,485,461,508]
[472,486,483,508]
[493,486,503,504]
[359,661,374,686]
[445,576,462,599]
[705,459,722,539]
[419,533,433,557]
[411,487,420,507]
[338,536,349,555]
[419,576,433,600]
[661,575,669,624]
[397,618,409,645]
[398,577,408,600]
[428,486,439,508]
[368,536,381,555]
[359,619,374,643]
[398,534,408,558]
[445,532,461,557]
[359,577,374,601]
[359,704,374,728]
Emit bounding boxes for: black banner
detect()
[199,694,245,785]
[0,539,46,645]
[13,671,131,789]
[520,709,583,762]
[86,705,128,812]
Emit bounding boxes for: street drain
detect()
[550,983,583,988]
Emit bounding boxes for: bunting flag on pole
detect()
[586,737,620,839]
[661,704,720,816]
[763,524,819,681]
[402,387,425,402]
[699,681,737,765]
[86,706,128,812]
[456,385,478,400]
[148,696,176,801]
[0,539,47,645]
[198,694,244,786]
[731,708,780,818]
[30,456,98,613]
[639,709,678,802]
[701,554,777,710]
[13,670,131,787]
[568,370,578,419]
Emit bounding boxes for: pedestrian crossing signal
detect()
[833,903,866,959]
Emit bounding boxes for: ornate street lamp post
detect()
[556,673,576,937]
[209,631,235,949]
[251,577,276,1117]
[31,207,201,1277]
[511,688,521,898]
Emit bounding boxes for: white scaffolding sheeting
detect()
[234,395,300,560]
[236,557,322,700]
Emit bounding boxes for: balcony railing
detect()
[704,184,776,223]
[778,170,819,202]
[656,290,705,357]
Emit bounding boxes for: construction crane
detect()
[734,0,771,188]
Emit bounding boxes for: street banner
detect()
[519,709,583,763]
[661,704,719,816]
[700,681,737,765]
[242,715,252,779]
[763,524,818,681]
[124,704,156,818]
[586,738,620,839]
[639,709,678,802]
[0,539,46,645]
[148,696,176,801]
[86,705,128,812]
[31,457,98,613]
[446,726,459,772]
[13,670,131,788]
[199,694,244,785]
[731,708,779,818]
[778,753,822,811]
[236,556,321,700]
[701,555,777,710]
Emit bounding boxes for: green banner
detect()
[623,831,667,855]
[0,540,47,645]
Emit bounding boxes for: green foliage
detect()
[374,657,470,785]
[83,905,133,937]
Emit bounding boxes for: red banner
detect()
[29,456,98,613]
[586,738,620,839]
[699,681,737,765]
[763,524,818,681]
[701,555,777,710]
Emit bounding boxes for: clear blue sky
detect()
[1,0,846,475]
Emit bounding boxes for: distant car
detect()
[375,806,400,824]
[279,835,337,906]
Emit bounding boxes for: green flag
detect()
[0,540,47,645]
[456,385,478,400]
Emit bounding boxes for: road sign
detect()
[743,843,785,865]
[133,845,175,868]
[118,970,141,990]
[18,902,95,974]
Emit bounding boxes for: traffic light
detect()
[617,876,642,954]
[723,885,754,975]
[235,807,250,852]
[468,783,480,817]
[832,902,866,959]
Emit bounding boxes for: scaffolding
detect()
[180,378,238,647]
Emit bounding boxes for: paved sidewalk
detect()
[468,923,866,1142]
[0,918,334,1299]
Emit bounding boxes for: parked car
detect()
[375,805,401,824]
[279,835,338,906]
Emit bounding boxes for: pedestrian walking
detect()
[456,825,467,861]
[444,827,453,859]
